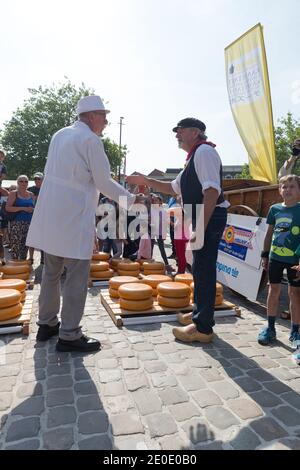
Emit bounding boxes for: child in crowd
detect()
[259,175,300,365]
[167,196,190,274]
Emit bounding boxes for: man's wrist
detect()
[261,250,270,259]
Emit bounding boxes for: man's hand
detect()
[135,194,148,204]
[261,258,269,271]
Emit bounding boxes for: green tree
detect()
[235,163,252,179]
[0,79,123,178]
[233,113,300,180]
[274,112,300,175]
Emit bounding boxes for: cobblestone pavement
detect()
[0,253,300,450]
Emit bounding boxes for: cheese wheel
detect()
[109,287,119,298]
[157,282,191,298]
[142,274,171,288]
[216,283,223,295]
[2,273,30,280]
[7,259,32,266]
[119,283,153,300]
[174,274,193,286]
[0,279,27,292]
[189,288,222,304]
[143,269,166,276]
[0,289,22,308]
[110,258,125,267]
[90,261,109,272]
[118,270,139,277]
[118,262,140,272]
[90,269,114,279]
[215,294,224,306]
[109,276,138,289]
[157,295,191,308]
[92,252,110,261]
[143,261,165,270]
[119,297,153,311]
[137,259,154,265]
[0,302,23,321]
[1,264,30,275]
[190,282,222,293]
[20,291,26,303]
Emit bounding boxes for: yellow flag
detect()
[225,24,277,183]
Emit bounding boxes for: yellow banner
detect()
[225,24,277,183]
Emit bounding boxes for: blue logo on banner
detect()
[219,239,248,261]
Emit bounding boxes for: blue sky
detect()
[1,0,300,175]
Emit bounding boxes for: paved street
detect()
[0,251,300,451]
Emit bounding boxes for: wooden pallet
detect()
[0,293,34,335]
[100,290,241,327]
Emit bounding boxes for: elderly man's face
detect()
[34,177,43,188]
[175,127,200,151]
[89,111,108,136]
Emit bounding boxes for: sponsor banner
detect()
[217,214,268,300]
[225,23,277,183]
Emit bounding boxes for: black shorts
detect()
[268,259,300,287]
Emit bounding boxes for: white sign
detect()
[227,47,264,107]
[217,214,267,300]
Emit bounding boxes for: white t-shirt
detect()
[171,144,229,209]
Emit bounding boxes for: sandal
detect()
[280,310,291,320]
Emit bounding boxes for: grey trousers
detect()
[38,253,90,341]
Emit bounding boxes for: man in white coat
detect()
[27,95,136,352]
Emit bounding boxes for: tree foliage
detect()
[0,79,124,178]
[235,112,300,179]
[235,163,252,179]
[274,112,300,175]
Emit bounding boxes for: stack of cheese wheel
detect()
[190,282,194,303]
[118,282,153,311]
[117,261,140,278]
[0,288,23,320]
[142,274,171,298]
[174,273,193,286]
[143,261,165,276]
[157,282,191,309]
[108,276,137,299]
[1,263,31,281]
[7,259,32,268]
[138,259,154,272]
[92,252,110,262]
[90,261,114,280]
[110,258,126,272]
[0,278,27,304]
[190,282,224,306]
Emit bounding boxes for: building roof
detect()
[148,169,165,177]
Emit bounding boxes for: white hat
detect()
[76,95,110,115]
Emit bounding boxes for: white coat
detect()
[26,121,135,260]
